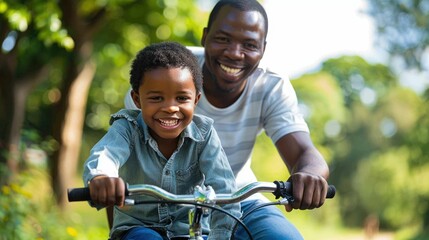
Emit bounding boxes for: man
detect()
[124,0,330,239]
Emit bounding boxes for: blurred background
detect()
[1,0,428,239]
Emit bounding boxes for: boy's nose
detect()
[162,102,179,113]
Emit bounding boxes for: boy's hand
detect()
[89,176,126,207]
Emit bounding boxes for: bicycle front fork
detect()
[189,206,204,240]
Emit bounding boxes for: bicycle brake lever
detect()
[278,196,294,205]
[273,181,292,199]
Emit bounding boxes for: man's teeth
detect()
[220,64,240,74]
[159,119,178,126]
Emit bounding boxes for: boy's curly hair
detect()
[130,42,203,93]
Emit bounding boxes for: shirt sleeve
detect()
[82,119,133,186]
[262,76,309,143]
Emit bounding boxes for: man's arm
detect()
[275,131,329,212]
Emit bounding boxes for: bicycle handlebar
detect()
[67,181,336,204]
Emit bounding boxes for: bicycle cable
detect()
[230,201,282,238]
[132,200,254,240]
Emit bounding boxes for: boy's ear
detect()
[194,92,201,106]
[131,90,141,108]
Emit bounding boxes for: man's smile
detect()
[220,64,241,74]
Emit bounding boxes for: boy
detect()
[83,42,240,240]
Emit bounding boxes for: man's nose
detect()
[225,43,244,60]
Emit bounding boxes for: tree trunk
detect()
[49,0,105,209]
[0,25,49,185]
[0,50,17,184]
[51,56,96,209]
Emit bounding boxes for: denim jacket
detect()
[83,109,240,240]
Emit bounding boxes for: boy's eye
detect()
[177,96,191,102]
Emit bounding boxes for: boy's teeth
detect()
[160,119,178,126]
[220,64,240,74]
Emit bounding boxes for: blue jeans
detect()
[121,227,166,240]
[233,200,304,240]
[121,227,208,240]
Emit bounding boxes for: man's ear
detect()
[263,40,267,55]
[131,90,141,108]
[201,27,208,47]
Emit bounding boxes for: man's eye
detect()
[149,96,162,101]
[215,37,228,43]
[244,43,258,50]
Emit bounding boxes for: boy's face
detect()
[131,67,200,141]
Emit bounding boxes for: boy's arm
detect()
[82,118,133,208]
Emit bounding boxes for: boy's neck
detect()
[154,136,179,159]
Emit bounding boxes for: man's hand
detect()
[285,172,328,212]
[89,176,126,207]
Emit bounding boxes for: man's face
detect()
[201,6,266,94]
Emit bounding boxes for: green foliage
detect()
[293,72,346,127]
[404,94,429,169]
[1,0,74,50]
[322,55,397,107]
[292,72,346,162]
[367,0,429,71]
[0,168,79,239]
[354,148,417,228]
[0,177,33,239]
[251,133,287,181]
[319,54,429,237]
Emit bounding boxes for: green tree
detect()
[292,72,346,162]
[367,1,429,234]
[367,0,429,71]
[321,55,428,237]
[0,0,73,184]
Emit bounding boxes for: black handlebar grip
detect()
[327,185,336,199]
[67,187,91,202]
[273,181,336,199]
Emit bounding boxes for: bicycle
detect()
[68,181,336,240]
